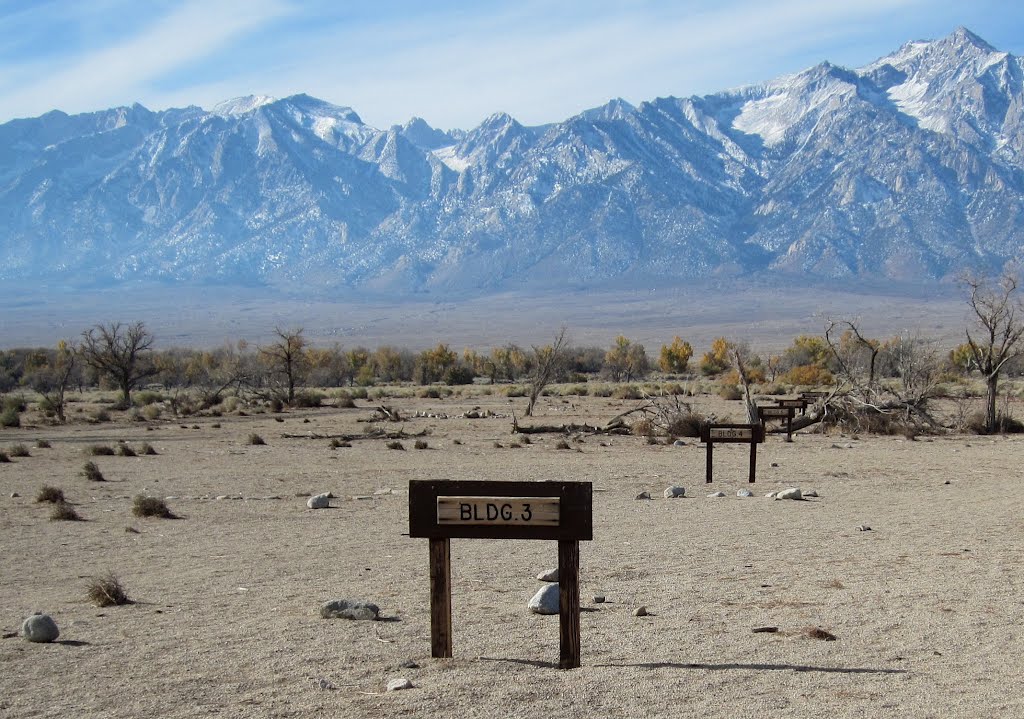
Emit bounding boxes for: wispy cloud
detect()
[0,0,1020,128]
[0,0,290,119]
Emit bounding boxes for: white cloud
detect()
[0,0,291,119]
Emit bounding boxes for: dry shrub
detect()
[0,451,10,463]
[9,443,30,457]
[718,385,742,401]
[36,485,65,503]
[612,385,642,400]
[87,572,131,606]
[140,443,158,455]
[247,433,266,446]
[132,495,176,518]
[117,444,137,457]
[142,404,161,421]
[555,439,571,450]
[666,411,707,438]
[509,442,522,449]
[646,435,660,445]
[631,418,656,437]
[35,439,52,449]
[81,461,105,482]
[386,441,405,450]
[414,439,429,450]
[336,396,357,409]
[802,626,837,641]
[519,435,532,445]
[88,444,115,456]
[452,438,463,445]
[50,502,83,521]
[329,438,351,449]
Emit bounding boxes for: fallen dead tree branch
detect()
[281,427,429,441]
[511,410,631,435]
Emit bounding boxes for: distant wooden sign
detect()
[409,480,592,669]
[700,423,764,483]
[775,398,808,409]
[758,404,797,441]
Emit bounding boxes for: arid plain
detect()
[1,389,1022,718]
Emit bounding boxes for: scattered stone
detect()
[315,678,336,690]
[537,568,559,582]
[752,626,779,633]
[775,488,802,501]
[770,462,779,468]
[707,491,725,498]
[307,493,332,509]
[765,492,777,498]
[528,584,560,615]
[387,678,414,692]
[215,495,229,501]
[943,480,951,485]
[736,489,754,497]
[398,659,420,669]
[21,613,59,643]
[856,524,872,532]
[803,490,818,498]
[320,599,380,620]
[593,595,606,604]
[663,486,685,499]
[633,606,648,617]
[845,443,854,449]
[830,444,843,449]
[634,491,651,500]
[10,492,19,498]
[672,440,686,447]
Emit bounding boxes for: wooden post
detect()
[748,437,757,483]
[705,440,713,483]
[558,539,581,669]
[786,413,793,442]
[429,537,452,658]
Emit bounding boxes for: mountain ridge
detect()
[2,27,1023,294]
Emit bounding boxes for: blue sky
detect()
[1,0,1022,131]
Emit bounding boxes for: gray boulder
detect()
[536,568,558,582]
[386,678,414,691]
[664,486,685,499]
[736,489,754,497]
[775,488,802,500]
[21,613,59,643]
[307,493,332,509]
[528,584,560,615]
[320,599,380,620]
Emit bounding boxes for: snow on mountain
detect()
[1,27,1024,293]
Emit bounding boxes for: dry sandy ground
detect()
[1,392,1022,718]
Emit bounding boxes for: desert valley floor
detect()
[1,391,1022,718]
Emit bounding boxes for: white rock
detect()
[633,606,649,617]
[536,568,558,582]
[803,489,818,497]
[663,486,685,499]
[673,440,686,447]
[528,584,560,615]
[775,488,802,500]
[766,492,777,498]
[21,613,59,643]
[307,493,332,509]
[707,491,726,497]
[386,677,414,691]
[737,489,754,497]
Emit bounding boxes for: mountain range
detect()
[2,27,1023,295]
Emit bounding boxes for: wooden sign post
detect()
[409,480,593,669]
[699,423,765,483]
[758,405,797,441]
[776,397,809,416]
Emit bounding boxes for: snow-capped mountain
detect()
[2,27,1023,292]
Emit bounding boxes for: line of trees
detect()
[2,270,1023,432]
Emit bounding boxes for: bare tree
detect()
[259,327,307,405]
[25,340,77,422]
[960,271,1024,433]
[525,327,568,417]
[79,322,157,407]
